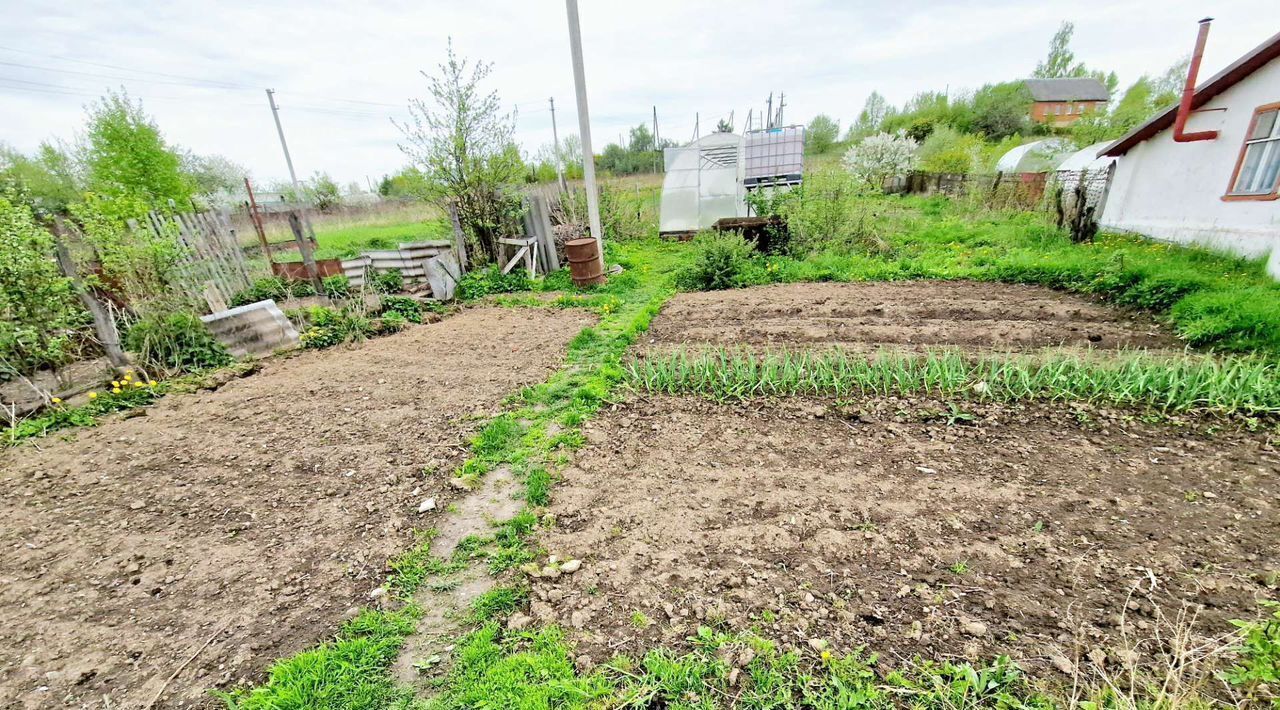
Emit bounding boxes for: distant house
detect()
[1099,24,1280,277]
[1024,78,1110,126]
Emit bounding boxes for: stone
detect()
[560,559,582,574]
[506,613,533,631]
[418,498,436,513]
[961,621,988,637]
[1050,654,1075,675]
[369,587,387,599]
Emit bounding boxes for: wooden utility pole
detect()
[265,88,323,295]
[565,0,604,273]
[51,219,129,368]
[243,177,271,259]
[549,96,568,193]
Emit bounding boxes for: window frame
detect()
[1223,101,1280,202]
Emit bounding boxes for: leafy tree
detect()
[843,132,918,188]
[970,82,1033,140]
[805,115,841,155]
[0,141,80,217]
[306,171,343,212]
[1034,21,1086,79]
[917,126,982,174]
[80,89,193,209]
[180,151,248,207]
[849,91,889,139]
[714,118,733,133]
[395,39,523,264]
[0,191,82,376]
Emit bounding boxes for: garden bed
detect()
[0,307,592,708]
[646,281,1178,355]
[531,395,1279,691]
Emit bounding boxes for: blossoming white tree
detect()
[842,132,919,189]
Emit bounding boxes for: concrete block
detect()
[201,300,299,358]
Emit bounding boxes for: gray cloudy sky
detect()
[2,1,1274,188]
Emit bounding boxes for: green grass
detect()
[627,347,1280,415]
[274,218,451,263]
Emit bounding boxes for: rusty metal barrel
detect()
[564,237,606,287]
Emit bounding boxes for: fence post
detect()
[51,219,129,369]
[448,201,469,274]
[287,211,326,295]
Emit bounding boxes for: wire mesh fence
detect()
[885,167,1115,242]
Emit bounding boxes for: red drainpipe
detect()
[1173,17,1219,143]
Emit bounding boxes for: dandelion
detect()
[88,392,98,399]
[111,380,120,387]
[148,380,158,387]
[133,381,144,388]
[821,650,832,662]
[51,397,62,405]
[112,387,122,394]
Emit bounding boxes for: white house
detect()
[1099,23,1280,278]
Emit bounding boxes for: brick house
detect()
[1025,78,1111,126]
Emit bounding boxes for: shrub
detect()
[289,279,316,298]
[230,277,290,307]
[783,169,885,255]
[380,296,424,324]
[676,231,755,291]
[843,131,918,189]
[0,193,83,376]
[370,269,404,294]
[375,310,409,334]
[297,305,374,349]
[457,266,530,300]
[124,310,232,374]
[322,274,351,300]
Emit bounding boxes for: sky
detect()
[1,0,1275,189]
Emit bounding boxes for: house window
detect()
[1227,104,1280,199]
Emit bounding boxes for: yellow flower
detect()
[123,374,132,382]
[148,380,158,387]
[821,650,832,662]
[51,397,62,405]
[133,381,144,388]
[112,388,122,394]
[88,392,98,399]
[111,380,120,387]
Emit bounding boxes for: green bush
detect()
[323,274,351,300]
[297,305,373,349]
[380,296,423,324]
[370,269,404,294]
[676,231,756,291]
[375,310,409,334]
[124,310,232,374]
[230,276,290,307]
[289,279,317,298]
[457,266,530,300]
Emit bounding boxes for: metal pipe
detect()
[1173,18,1220,143]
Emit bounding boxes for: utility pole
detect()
[565,0,604,273]
[766,92,773,129]
[549,96,568,193]
[265,88,324,295]
[777,92,786,126]
[652,105,660,173]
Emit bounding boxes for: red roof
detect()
[1100,30,1280,157]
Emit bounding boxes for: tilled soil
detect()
[0,307,592,709]
[532,396,1280,681]
[645,281,1178,353]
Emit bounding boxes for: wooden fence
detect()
[129,209,253,312]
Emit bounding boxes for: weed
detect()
[949,561,970,575]
[675,231,756,291]
[630,611,653,629]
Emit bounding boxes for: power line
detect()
[0,53,403,109]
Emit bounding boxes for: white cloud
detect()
[1,0,1274,186]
